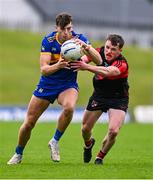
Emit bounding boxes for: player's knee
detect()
[23,120,35,131]
[63,105,74,116]
[108,128,119,139]
[82,124,90,134]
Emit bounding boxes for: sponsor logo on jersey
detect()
[51,47,57,52]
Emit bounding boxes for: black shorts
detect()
[86,95,129,112]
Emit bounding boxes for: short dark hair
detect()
[56,12,72,30]
[106,34,124,49]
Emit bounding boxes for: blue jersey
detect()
[38,31,90,89]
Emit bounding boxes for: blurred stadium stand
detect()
[0,0,153,48]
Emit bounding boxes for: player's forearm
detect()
[85,64,119,77]
[41,64,59,76]
[85,64,108,76]
[86,46,102,65]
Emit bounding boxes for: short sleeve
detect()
[112,60,128,73]
[40,37,51,53]
[79,34,90,45]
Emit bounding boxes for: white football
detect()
[61,39,84,61]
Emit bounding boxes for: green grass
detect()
[0,121,153,179]
[0,29,153,109]
[124,46,153,109]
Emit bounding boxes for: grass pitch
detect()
[0,121,153,179]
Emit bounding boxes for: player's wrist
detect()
[85,45,91,51]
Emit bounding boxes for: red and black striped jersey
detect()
[93,47,129,98]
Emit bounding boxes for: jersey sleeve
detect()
[79,34,90,45]
[96,48,101,53]
[40,37,51,55]
[112,60,128,73]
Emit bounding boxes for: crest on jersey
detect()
[47,36,55,42]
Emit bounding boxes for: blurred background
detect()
[0,0,153,123]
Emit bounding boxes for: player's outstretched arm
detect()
[84,65,121,77]
[70,61,120,77]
